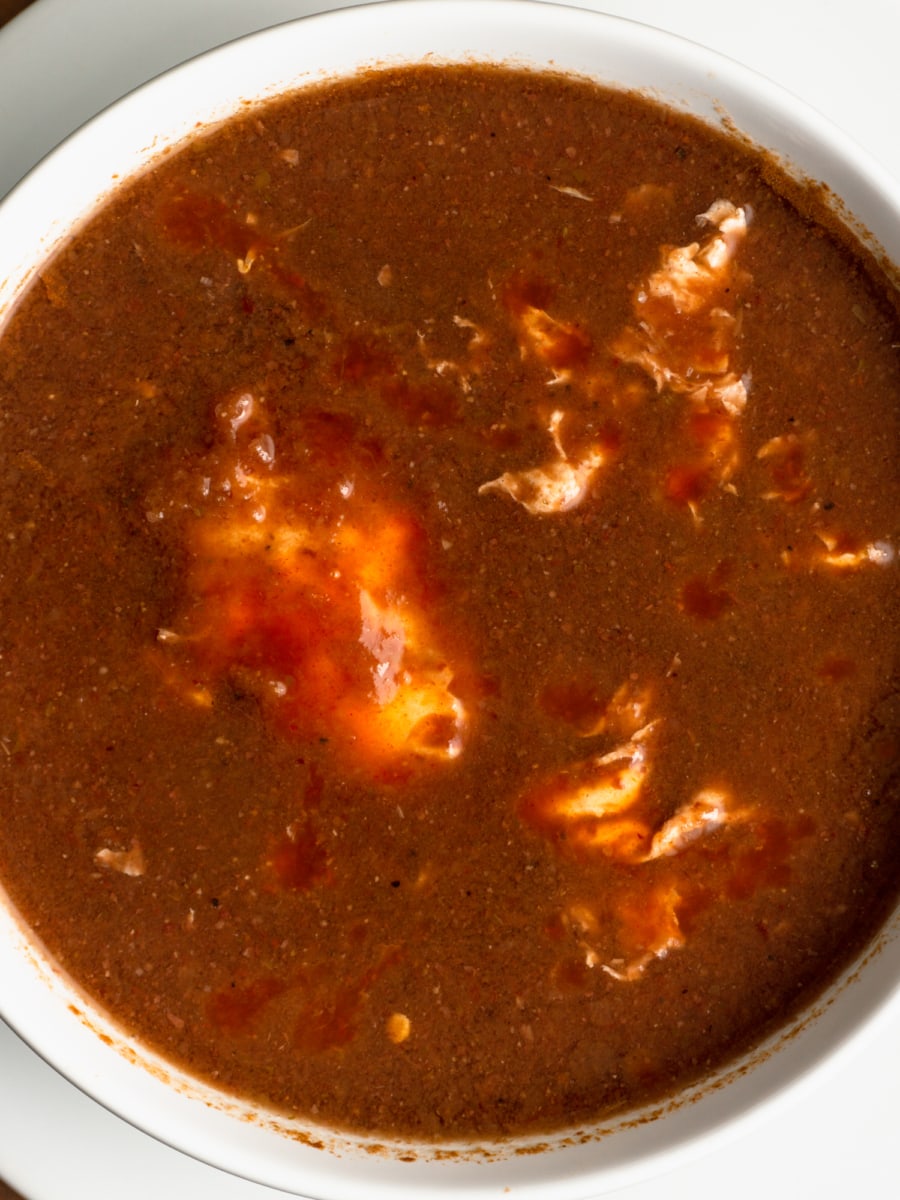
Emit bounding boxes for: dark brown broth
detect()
[0,65,898,1140]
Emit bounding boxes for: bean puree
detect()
[0,65,898,1141]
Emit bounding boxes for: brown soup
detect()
[0,64,898,1141]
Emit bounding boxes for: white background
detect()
[0,2,898,1198]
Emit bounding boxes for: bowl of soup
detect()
[0,1,898,1195]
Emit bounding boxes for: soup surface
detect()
[0,65,898,1141]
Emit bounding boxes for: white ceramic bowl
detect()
[0,2,898,1197]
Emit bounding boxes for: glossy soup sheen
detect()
[0,65,898,1141]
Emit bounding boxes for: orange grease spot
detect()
[818,655,858,682]
[159,408,468,774]
[726,816,816,900]
[680,576,734,620]
[502,274,592,371]
[267,820,331,891]
[160,191,320,306]
[208,978,287,1035]
[294,947,403,1053]
[538,677,608,733]
[665,463,710,506]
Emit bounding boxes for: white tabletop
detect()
[1,2,898,1198]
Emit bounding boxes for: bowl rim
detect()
[0,2,898,1196]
